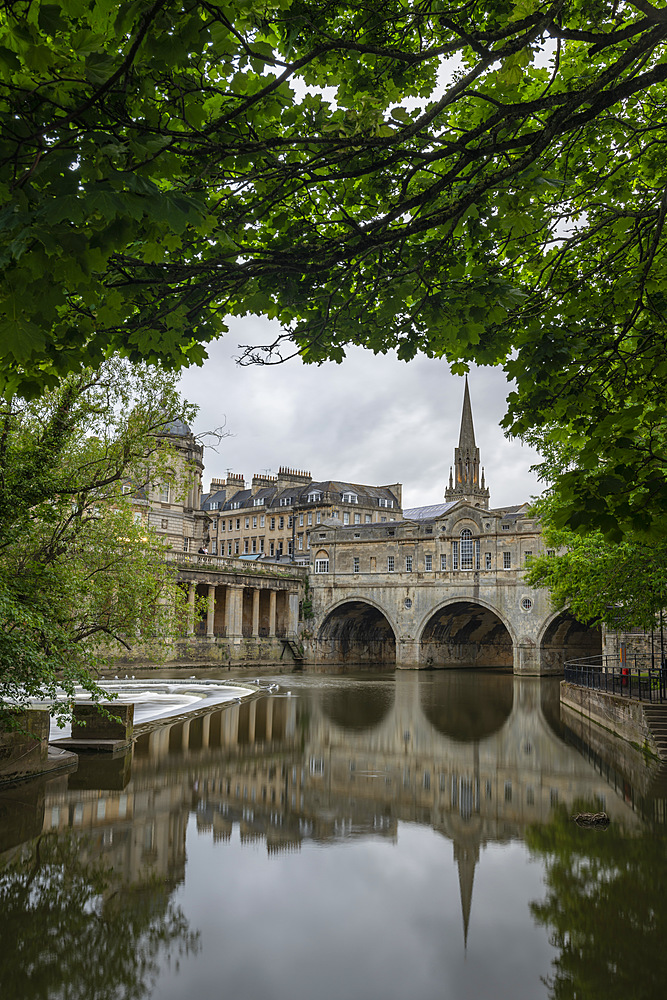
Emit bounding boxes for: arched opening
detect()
[320,682,394,732]
[420,671,514,741]
[540,611,602,673]
[420,601,513,668]
[316,601,396,664]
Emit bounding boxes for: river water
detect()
[1,668,666,1000]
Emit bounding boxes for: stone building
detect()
[305,379,601,672]
[132,418,205,553]
[201,467,402,562]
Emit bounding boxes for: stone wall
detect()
[560,680,660,759]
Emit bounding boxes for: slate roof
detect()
[403,501,458,520]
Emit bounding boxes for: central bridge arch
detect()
[418,599,516,669]
[316,598,397,665]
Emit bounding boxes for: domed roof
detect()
[161,417,192,437]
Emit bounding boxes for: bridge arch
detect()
[417,597,516,669]
[316,597,397,665]
[537,608,602,673]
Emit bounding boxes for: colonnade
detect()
[184,581,298,638]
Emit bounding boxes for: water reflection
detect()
[1,671,666,1000]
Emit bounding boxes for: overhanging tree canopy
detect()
[3,1,667,532]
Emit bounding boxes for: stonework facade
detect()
[304,382,601,674]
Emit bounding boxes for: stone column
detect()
[252,589,260,637]
[226,585,243,637]
[187,582,196,635]
[207,585,215,637]
[288,592,299,635]
[268,590,277,637]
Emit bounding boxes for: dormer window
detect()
[378,497,394,508]
[341,492,358,504]
[307,491,322,503]
[253,497,264,506]
[209,501,219,510]
[279,497,292,506]
[230,501,241,510]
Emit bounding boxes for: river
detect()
[1,668,666,1000]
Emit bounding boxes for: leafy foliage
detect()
[0,360,196,723]
[527,805,667,1000]
[0,830,199,999]
[526,496,667,628]
[3,2,667,530]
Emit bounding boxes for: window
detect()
[307,512,313,525]
[387,555,395,572]
[159,484,170,503]
[316,512,321,524]
[253,497,264,506]
[278,516,284,529]
[315,559,329,573]
[354,512,360,524]
[405,555,413,572]
[353,557,360,573]
[259,537,264,552]
[208,501,218,510]
[298,534,303,550]
[244,539,249,553]
[183,537,189,551]
[234,540,239,554]
[228,541,232,555]
[211,540,217,554]
[253,516,257,528]
[230,501,241,510]
[440,553,447,571]
[452,541,459,570]
[133,511,142,524]
[260,515,265,527]
[378,497,394,508]
[245,517,250,528]
[503,551,511,569]
[342,492,358,503]
[547,548,555,557]
[269,541,274,556]
[236,518,240,529]
[521,597,533,611]
[161,518,168,529]
[280,496,291,506]
[501,523,510,531]
[229,519,233,530]
[270,517,275,530]
[425,554,432,571]
[365,514,372,523]
[460,529,473,570]
[524,550,533,564]
[307,491,322,502]
[343,512,350,525]
[299,513,304,526]
[288,517,293,528]
[252,538,257,553]
[485,551,492,570]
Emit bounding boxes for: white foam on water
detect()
[47,680,254,738]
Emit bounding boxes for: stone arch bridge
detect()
[306,570,600,674]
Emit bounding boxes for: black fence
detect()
[564,654,667,703]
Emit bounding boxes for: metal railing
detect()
[564,654,667,703]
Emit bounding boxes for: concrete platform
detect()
[49,737,132,754]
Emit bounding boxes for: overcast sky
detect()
[179,314,543,510]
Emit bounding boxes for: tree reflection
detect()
[526,806,667,1000]
[0,830,199,998]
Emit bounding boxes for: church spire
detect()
[444,376,490,508]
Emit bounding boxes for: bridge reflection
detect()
[0,674,661,949]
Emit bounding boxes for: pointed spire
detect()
[454,840,479,950]
[458,374,477,451]
[444,377,490,508]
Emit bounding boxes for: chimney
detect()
[251,473,278,495]
[277,466,312,489]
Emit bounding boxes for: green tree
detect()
[3,2,667,531]
[526,805,667,1000]
[0,830,200,999]
[0,359,196,723]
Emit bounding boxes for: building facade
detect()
[202,467,402,562]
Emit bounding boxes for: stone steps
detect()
[643,706,667,758]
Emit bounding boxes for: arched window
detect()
[314,549,330,573]
[458,528,480,571]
